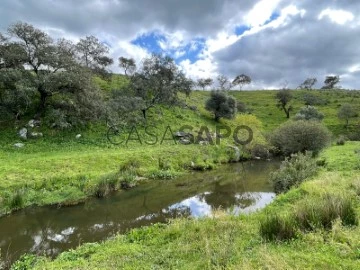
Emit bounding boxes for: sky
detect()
[1,0,360,89]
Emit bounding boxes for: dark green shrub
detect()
[270,120,331,155]
[270,152,318,193]
[259,213,297,241]
[11,254,38,270]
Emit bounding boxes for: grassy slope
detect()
[190,89,360,134]
[31,142,360,269]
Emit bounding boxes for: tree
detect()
[294,106,324,121]
[205,91,237,121]
[1,22,105,125]
[130,54,192,119]
[217,75,230,91]
[119,56,136,76]
[197,78,213,90]
[270,120,331,155]
[322,75,340,89]
[276,90,293,118]
[338,103,358,127]
[297,77,317,90]
[76,35,113,75]
[232,74,251,90]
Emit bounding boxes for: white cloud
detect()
[318,9,354,25]
[244,0,282,27]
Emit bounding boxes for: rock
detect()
[174,131,190,138]
[76,134,82,139]
[179,138,191,145]
[19,128,27,140]
[254,156,261,160]
[27,119,41,128]
[199,141,209,146]
[227,145,241,162]
[14,143,25,148]
[30,132,43,139]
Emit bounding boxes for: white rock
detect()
[19,128,27,140]
[14,143,25,148]
[76,134,82,139]
[30,132,43,138]
[28,120,35,128]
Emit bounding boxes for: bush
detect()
[259,213,297,241]
[270,152,318,193]
[250,144,271,159]
[303,93,328,106]
[295,195,358,231]
[294,106,324,121]
[336,135,347,145]
[270,120,331,155]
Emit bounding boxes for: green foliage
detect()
[205,91,237,121]
[259,212,297,241]
[10,254,38,270]
[294,106,324,121]
[303,93,328,106]
[338,103,358,127]
[270,152,318,193]
[336,135,347,145]
[270,120,331,155]
[295,195,358,231]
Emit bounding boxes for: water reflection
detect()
[0,160,279,266]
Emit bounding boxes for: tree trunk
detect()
[36,87,48,117]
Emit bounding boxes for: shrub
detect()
[270,120,331,155]
[303,93,328,106]
[259,213,297,241]
[250,144,271,159]
[294,106,324,121]
[336,135,347,145]
[270,152,318,193]
[295,195,358,231]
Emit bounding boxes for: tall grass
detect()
[295,194,358,231]
[259,213,297,241]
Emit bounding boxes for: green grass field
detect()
[24,142,360,269]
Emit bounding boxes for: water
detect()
[0,160,279,266]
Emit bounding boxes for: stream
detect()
[0,160,280,266]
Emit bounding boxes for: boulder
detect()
[179,138,191,145]
[29,132,43,139]
[14,143,25,148]
[27,119,41,128]
[18,128,27,140]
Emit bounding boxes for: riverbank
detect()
[27,142,360,269]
